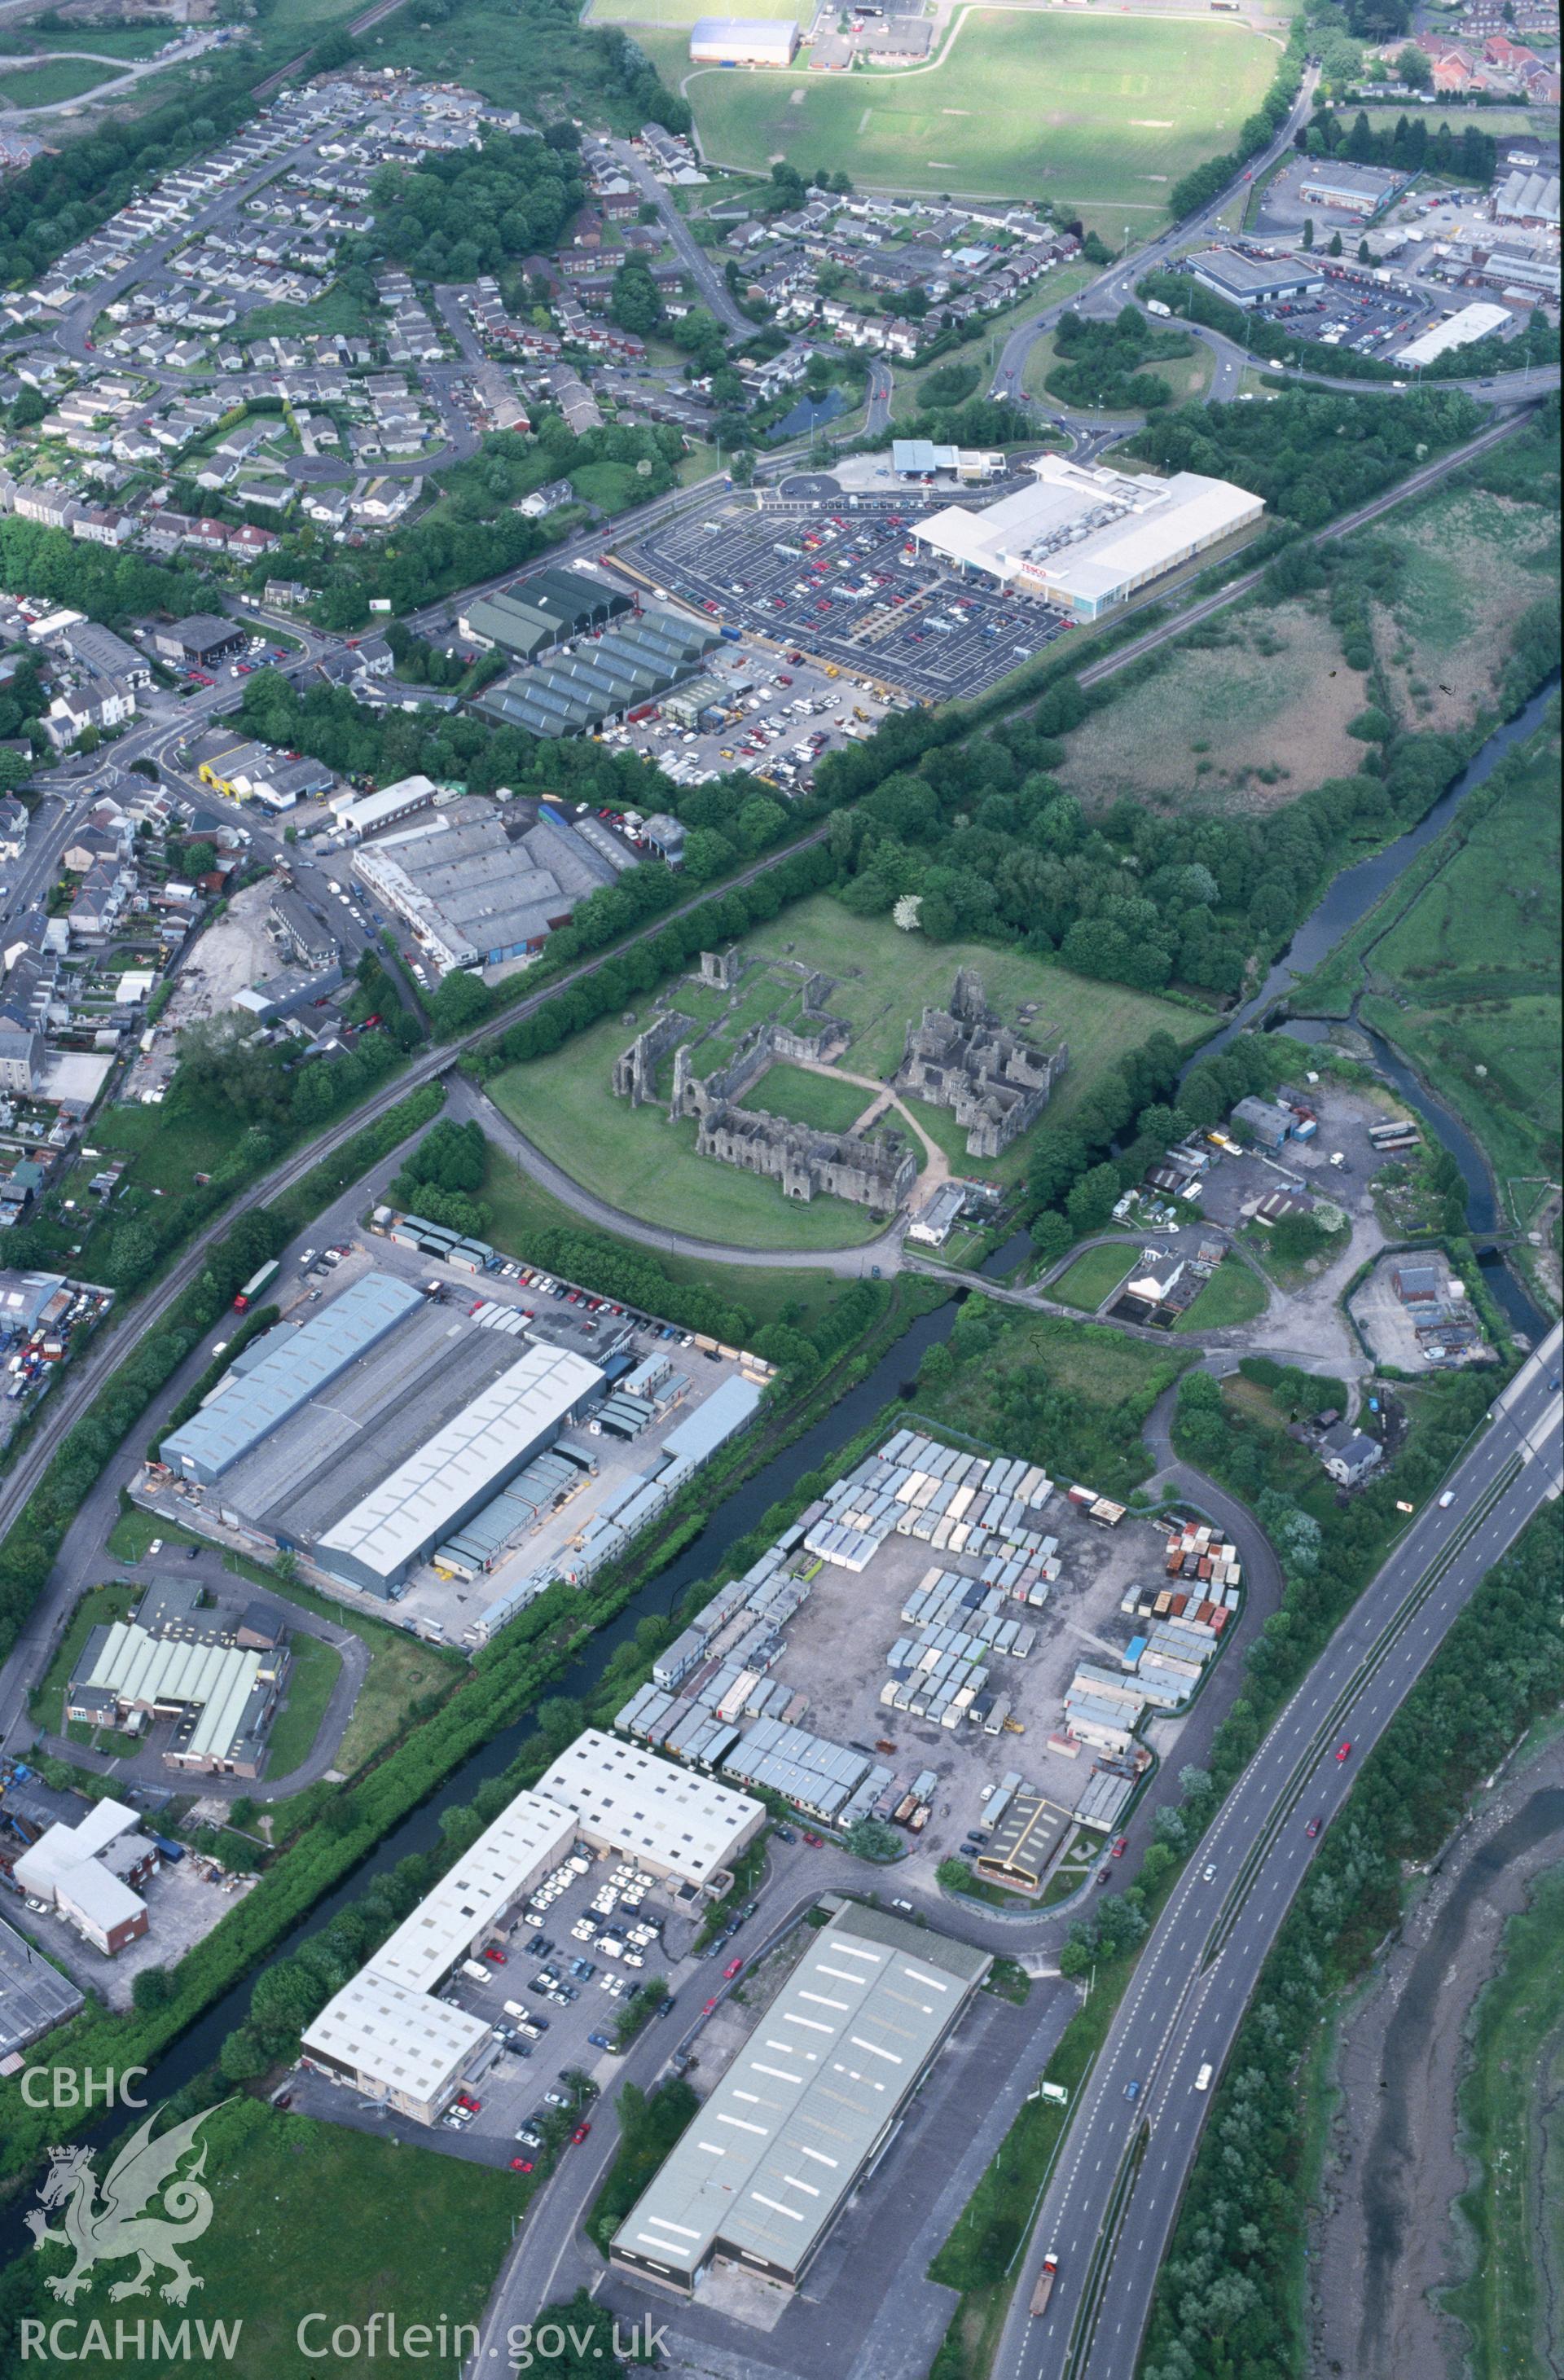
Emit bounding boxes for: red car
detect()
[1110,1836,1128,1859]
[570,2123,591,2145]
[483,1947,507,1965]
[509,2158,534,2172]
[1305,1816,1323,1838]
[702,1997,718,2015]
[1335,1741,1352,1763]
[802,1831,824,1848]
[457,2093,481,2114]
[723,1958,743,1981]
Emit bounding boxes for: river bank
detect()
[1306,1724,1564,2380]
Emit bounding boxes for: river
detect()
[2,686,1555,2245]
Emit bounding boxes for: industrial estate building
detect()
[349,797,625,972]
[1397,300,1512,366]
[476,604,718,742]
[300,1737,762,2125]
[0,1914,84,2057]
[1184,248,1326,309]
[64,1601,288,1777]
[913,455,1263,621]
[148,1267,767,1630]
[688,16,799,66]
[610,1903,989,2294]
[314,1337,604,1594]
[457,566,630,661]
[12,1798,158,1957]
[1297,160,1406,217]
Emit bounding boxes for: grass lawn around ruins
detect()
[487,897,1203,1248]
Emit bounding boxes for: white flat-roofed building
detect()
[688,16,798,64]
[371,1793,576,1996]
[316,1339,604,1594]
[1184,248,1326,308]
[536,1728,764,1890]
[301,1782,576,2123]
[913,454,1263,621]
[610,1904,989,2293]
[13,1797,152,1957]
[1397,301,1512,366]
[301,1973,492,2126]
[331,772,440,838]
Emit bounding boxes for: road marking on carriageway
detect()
[1203,1454,1525,1969]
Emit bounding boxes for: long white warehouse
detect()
[315,1338,604,1595]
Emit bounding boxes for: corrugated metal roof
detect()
[613,1905,986,2285]
[162,1273,424,1482]
[318,1339,604,1585]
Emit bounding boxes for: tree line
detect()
[1166,21,1307,220]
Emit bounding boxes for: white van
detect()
[1195,2063,1213,2092]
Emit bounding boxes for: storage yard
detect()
[138,1243,771,1648]
[616,1429,1244,1894]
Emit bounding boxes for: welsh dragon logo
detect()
[25,2102,226,2306]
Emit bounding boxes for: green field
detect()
[22,2099,524,2380]
[261,1631,341,1780]
[747,1060,876,1133]
[0,55,113,104]
[479,1143,883,1336]
[1172,1259,1269,1332]
[641,11,1276,213]
[1443,1863,1564,2380]
[1052,1240,1138,1311]
[487,896,1202,1246]
[1351,734,1562,1191]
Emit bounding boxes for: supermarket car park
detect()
[630,500,1070,704]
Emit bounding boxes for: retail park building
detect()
[913,454,1263,620]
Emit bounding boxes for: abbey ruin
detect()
[897,968,1068,1160]
[611,951,915,1213]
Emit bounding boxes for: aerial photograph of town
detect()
[0,0,1553,2371]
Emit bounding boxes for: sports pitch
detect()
[639,11,1278,209]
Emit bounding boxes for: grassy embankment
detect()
[1297,724,1562,1203]
[1049,1242,1139,1311]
